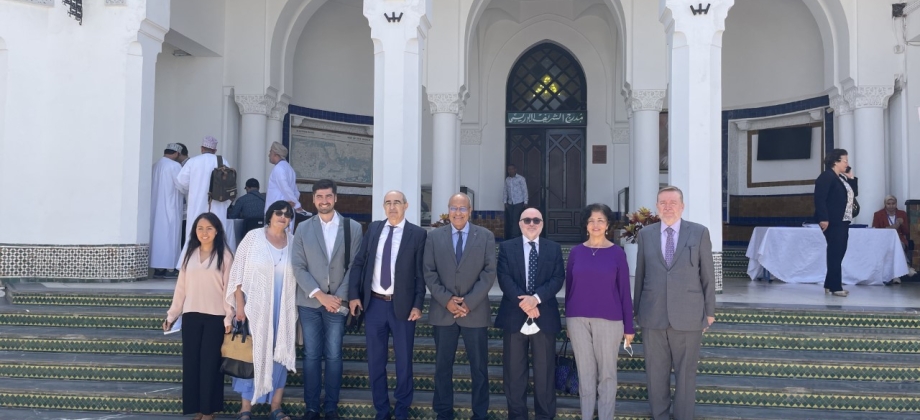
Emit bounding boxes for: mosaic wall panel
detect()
[714,251,723,293]
[0,244,149,281]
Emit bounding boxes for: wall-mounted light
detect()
[63,0,82,25]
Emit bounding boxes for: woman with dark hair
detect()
[226,200,299,420]
[564,203,634,420]
[163,212,234,420]
[814,148,858,297]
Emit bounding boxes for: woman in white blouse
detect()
[227,200,298,420]
[163,212,234,420]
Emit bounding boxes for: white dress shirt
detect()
[503,174,529,205]
[661,219,681,260]
[309,212,340,298]
[522,236,541,302]
[372,218,406,295]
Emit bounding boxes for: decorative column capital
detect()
[428,92,462,114]
[828,92,852,115]
[628,89,667,112]
[269,101,289,121]
[235,94,276,116]
[845,85,894,109]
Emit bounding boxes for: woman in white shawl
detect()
[227,200,298,420]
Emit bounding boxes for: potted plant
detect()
[621,207,660,276]
[430,213,451,228]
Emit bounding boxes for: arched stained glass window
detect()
[507,43,586,112]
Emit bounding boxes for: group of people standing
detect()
[149,136,307,279]
[161,157,717,420]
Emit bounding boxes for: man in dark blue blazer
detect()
[495,207,565,420]
[349,190,427,420]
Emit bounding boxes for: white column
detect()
[234,94,275,191]
[629,89,666,212]
[830,92,855,160]
[428,93,461,217]
[850,86,894,224]
[660,0,732,242]
[266,99,289,185]
[365,0,430,224]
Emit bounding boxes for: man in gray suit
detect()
[292,179,363,420]
[633,186,716,420]
[424,193,497,420]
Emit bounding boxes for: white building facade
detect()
[1,0,917,284]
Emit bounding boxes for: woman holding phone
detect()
[813,149,858,297]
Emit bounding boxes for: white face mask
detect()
[520,317,540,335]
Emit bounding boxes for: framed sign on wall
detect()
[288,118,374,186]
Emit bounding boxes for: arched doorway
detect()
[506,42,587,242]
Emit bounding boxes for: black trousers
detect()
[823,221,850,292]
[432,325,489,420]
[502,329,556,420]
[181,312,225,415]
[505,203,525,239]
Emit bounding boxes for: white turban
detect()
[270,141,288,159]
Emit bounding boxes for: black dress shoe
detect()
[302,411,321,420]
[324,412,340,420]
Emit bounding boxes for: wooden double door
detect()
[506,128,586,243]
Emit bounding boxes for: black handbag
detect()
[852,198,860,218]
[220,319,254,379]
[554,337,579,395]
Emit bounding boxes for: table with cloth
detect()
[745,227,908,285]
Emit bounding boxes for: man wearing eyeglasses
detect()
[495,208,565,420]
[347,190,427,420]
[423,193,497,420]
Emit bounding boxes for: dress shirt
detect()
[522,236,541,303]
[372,218,406,294]
[503,174,529,205]
[452,223,470,253]
[661,219,681,260]
[309,212,340,298]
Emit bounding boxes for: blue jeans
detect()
[298,305,346,414]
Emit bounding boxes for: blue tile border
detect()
[280,105,374,159]
[721,96,831,222]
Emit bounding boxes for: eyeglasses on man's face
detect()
[520,217,542,225]
[449,206,469,213]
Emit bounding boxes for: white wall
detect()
[169,0,225,56]
[153,51,224,158]
[0,0,167,245]
[470,11,619,211]
[723,0,825,108]
[291,0,373,116]
[888,90,907,203]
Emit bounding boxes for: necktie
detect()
[528,241,537,294]
[665,227,675,266]
[380,225,395,290]
[455,231,464,265]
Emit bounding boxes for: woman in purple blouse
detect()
[565,203,635,420]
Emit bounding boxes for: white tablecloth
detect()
[746,227,908,285]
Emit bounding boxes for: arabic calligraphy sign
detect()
[506,111,587,126]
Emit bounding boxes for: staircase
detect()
[2,279,920,419]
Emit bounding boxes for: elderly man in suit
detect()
[495,207,565,420]
[424,193,497,420]
[348,190,427,420]
[633,186,716,420]
[292,179,363,420]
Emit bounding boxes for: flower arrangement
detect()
[431,213,451,228]
[622,207,660,244]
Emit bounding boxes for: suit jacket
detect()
[494,237,565,334]
[348,219,427,320]
[292,212,364,308]
[872,209,909,247]
[423,224,497,328]
[633,220,716,331]
[814,169,859,226]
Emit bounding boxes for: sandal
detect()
[236,411,253,420]
[269,408,292,420]
[192,415,203,420]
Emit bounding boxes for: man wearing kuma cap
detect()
[266,141,311,229]
[150,143,185,278]
[175,136,234,257]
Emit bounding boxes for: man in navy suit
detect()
[495,207,565,420]
[349,190,427,420]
